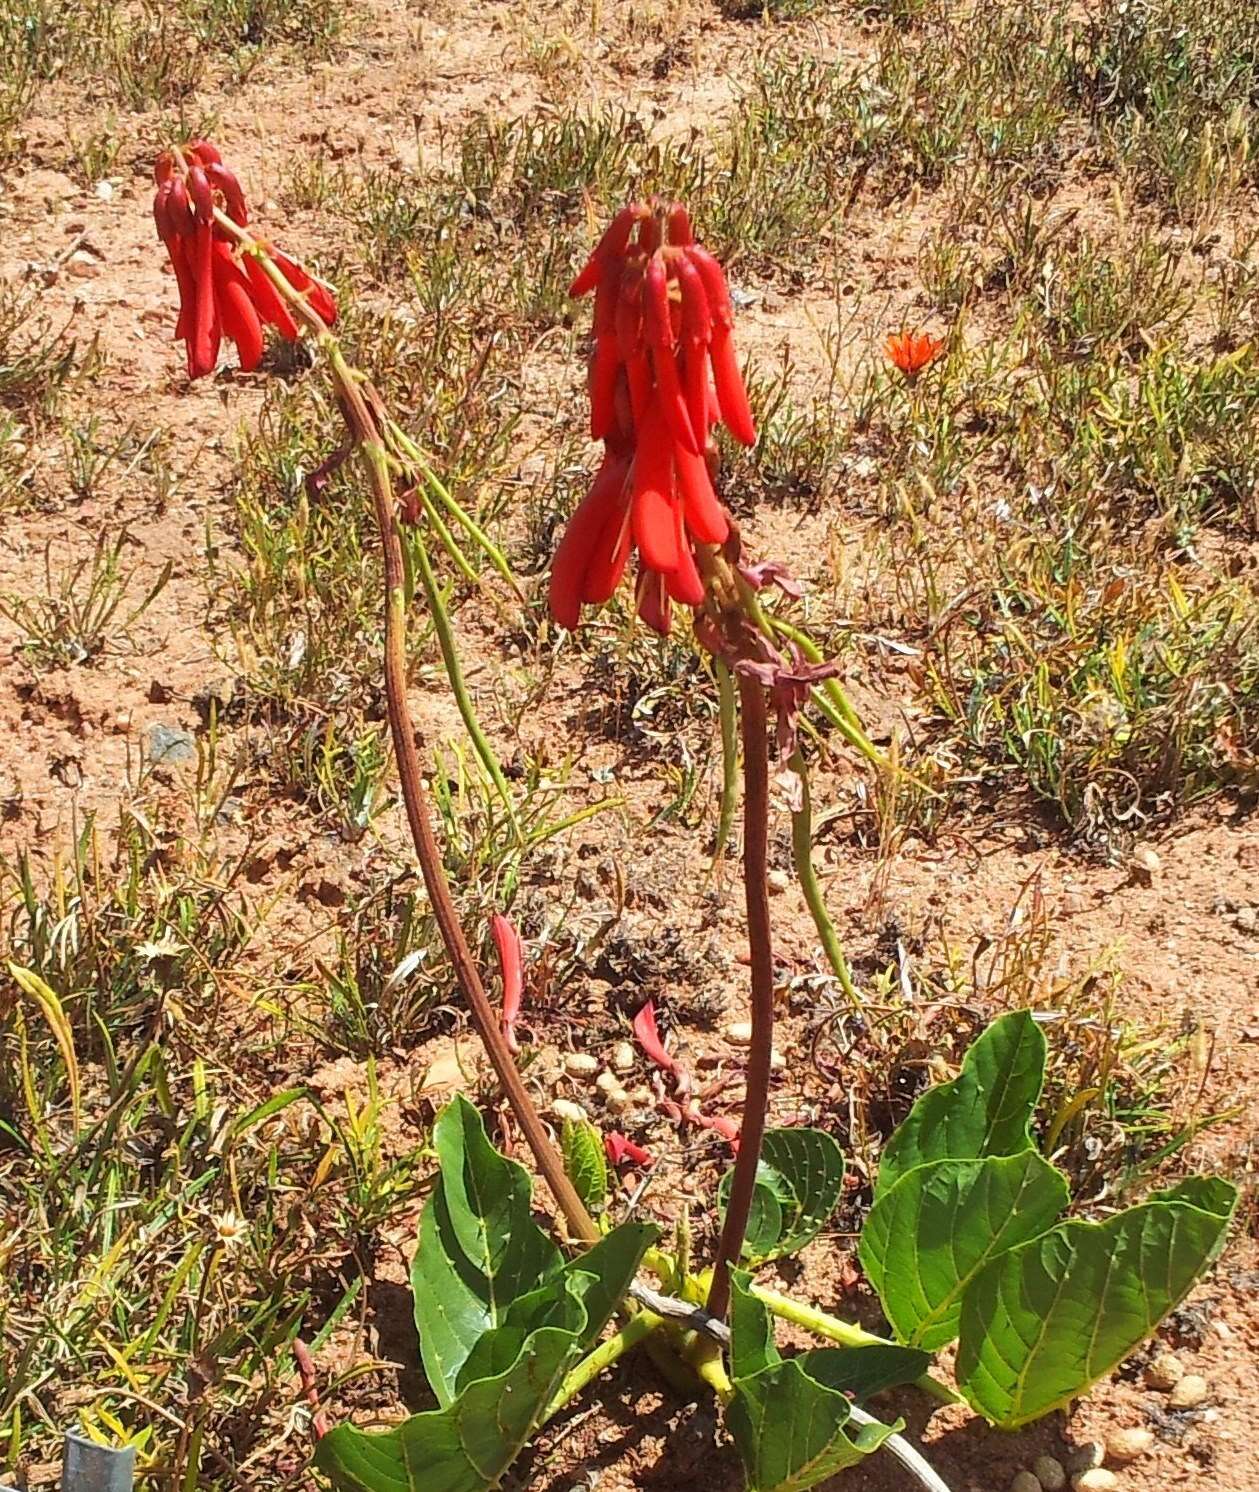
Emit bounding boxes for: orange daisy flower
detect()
[885,329,944,378]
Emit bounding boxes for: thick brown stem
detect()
[705,674,775,1319]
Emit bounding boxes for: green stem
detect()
[543,1309,665,1420]
[409,522,521,838]
[750,1284,958,1406]
[387,421,523,601]
[713,659,738,867]
[789,747,861,1006]
[415,485,478,587]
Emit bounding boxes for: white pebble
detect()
[1168,1373,1209,1409]
[1071,1473,1118,1492]
[612,1041,635,1072]
[1144,1350,1183,1390]
[726,1021,753,1045]
[770,1048,786,1071]
[1033,1458,1066,1491]
[564,1053,599,1075]
[595,1070,621,1093]
[604,1087,631,1113]
[1011,1473,1042,1492]
[767,869,790,893]
[94,179,115,201]
[1106,1427,1153,1464]
[552,1099,587,1123]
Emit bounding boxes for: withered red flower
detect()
[604,1131,652,1167]
[490,913,524,1054]
[153,141,336,381]
[885,329,944,379]
[550,202,756,636]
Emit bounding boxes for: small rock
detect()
[612,1041,635,1072]
[1168,1373,1209,1409]
[1071,1473,1118,1492]
[767,869,790,893]
[564,1053,599,1076]
[1033,1457,1066,1491]
[66,248,101,278]
[1235,905,1258,934]
[604,1087,631,1113]
[726,1021,753,1045]
[1106,1427,1154,1464]
[1011,1473,1042,1492]
[94,179,115,201]
[1129,843,1160,884]
[1065,1444,1104,1475]
[770,1048,786,1071]
[148,723,195,764]
[595,1071,621,1093]
[552,1099,587,1124]
[1145,1350,1184,1390]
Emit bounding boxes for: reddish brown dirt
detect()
[3,2,1257,1491]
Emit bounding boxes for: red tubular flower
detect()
[632,1000,677,1076]
[552,201,757,636]
[604,1131,652,1168]
[152,141,337,381]
[490,913,524,1054]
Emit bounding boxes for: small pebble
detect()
[1011,1473,1042,1492]
[564,1053,599,1076]
[94,179,115,201]
[595,1071,621,1093]
[767,869,790,893]
[552,1099,587,1123]
[1144,1350,1184,1390]
[770,1048,786,1071]
[1168,1373,1209,1409]
[1066,1444,1104,1475]
[726,1021,753,1045]
[604,1087,631,1113]
[612,1041,635,1072]
[1071,1473,1118,1492]
[1033,1457,1066,1491]
[1106,1427,1154,1464]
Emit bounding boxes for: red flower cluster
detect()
[550,202,756,635]
[153,141,336,381]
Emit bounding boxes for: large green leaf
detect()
[315,1302,583,1492]
[876,1011,1046,1196]
[728,1273,898,1492]
[802,1344,932,1401]
[861,1150,1069,1350]
[958,1179,1237,1427]
[719,1128,845,1262]
[412,1096,562,1404]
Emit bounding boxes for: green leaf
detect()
[877,1011,1046,1196]
[315,1315,580,1492]
[719,1128,845,1262]
[860,1150,1070,1350]
[559,1220,659,1351]
[958,1181,1237,1427]
[562,1118,609,1214]
[728,1272,898,1492]
[800,1344,933,1401]
[412,1096,562,1404]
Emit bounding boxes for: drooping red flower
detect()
[152,141,337,381]
[551,201,756,636]
[490,912,524,1054]
[885,329,944,379]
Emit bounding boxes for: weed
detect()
[1,530,171,669]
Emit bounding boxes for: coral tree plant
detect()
[148,157,1237,1492]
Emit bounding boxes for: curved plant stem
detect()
[408,520,520,835]
[705,673,775,1320]
[750,1284,957,1406]
[213,211,601,1247]
[543,1309,665,1419]
[713,659,738,867]
[848,1406,955,1492]
[788,746,860,1006]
